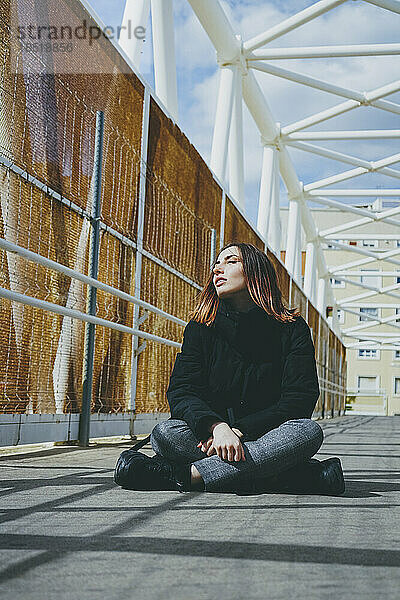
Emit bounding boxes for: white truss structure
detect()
[118,0,400,351]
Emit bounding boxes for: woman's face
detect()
[213,246,247,298]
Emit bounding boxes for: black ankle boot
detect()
[256,457,345,496]
[114,449,192,492]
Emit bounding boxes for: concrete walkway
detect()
[0,415,399,600]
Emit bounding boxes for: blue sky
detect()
[87,0,399,227]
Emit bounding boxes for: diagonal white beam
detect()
[338,283,400,304]
[340,306,379,321]
[343,286,400,299]
[248,43,400,59]
[307,196,383,218]
[286,130,400,140]
[186,0,239,62]
[321,240,400,267]
[363,0,400,15]
[308,188,400,196]
[330,250,400,274]
[304,154,400,189]
[322,240,392,260]
[331,277,400,302]
[251,62,400,114]
[286,141,400,181]
[252,62,364,101]
[244,0,346,51]
[332,276,382,292]
[320,206,400,237]
[333,268,400,273]
[241,71,280,145]
[307,167,370,189]
[284,100,364,135]
[283,81,400,135]
[344,313,400,334]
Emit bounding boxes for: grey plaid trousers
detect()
[150,418,323,492]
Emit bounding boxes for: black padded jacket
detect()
[166,298,320,442]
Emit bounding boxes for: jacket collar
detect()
[217,298,266,321]
[213,298,273,347]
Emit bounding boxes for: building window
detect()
[394,350,400,360]
[358,376,378,392]
[362,240,378,248]
[397,240,400,248]
[361,269,381,289]
[394,378,400,395]
[358,349,379,359]
[359,307,379,322]
[396,271,400,285]
[330,277,345,288]
[349,240,357,246]
[396,308,400,323]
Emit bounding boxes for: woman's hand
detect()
[210,422,246,462]
[197,436,216,456]
[231,427,244,439]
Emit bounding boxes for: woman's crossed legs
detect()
[150,418,324,493]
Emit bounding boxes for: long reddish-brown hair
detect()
[189,241,300,326]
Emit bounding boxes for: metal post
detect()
[319,313,325,419]
[294,218,302,285]
[151,0,179,121]
[228,64,245,209]
[119,0,150,70]
[210,65,236,182]
[268,154,281,255]
[78,111,104,446]
[129,86,151,420]
[317,276,326,315]
[257,145,275,241]
[210,228,217,266]
[304,241,316,299]
[219,190,226,249]
[285,197,300,277]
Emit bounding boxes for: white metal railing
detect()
[0,152,203,293]
[0,237,186,332]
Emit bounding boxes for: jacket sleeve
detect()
[234,316,320,441]
[166,320,223,441]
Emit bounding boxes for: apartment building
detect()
[280,199,400,416]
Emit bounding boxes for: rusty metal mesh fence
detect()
[0,0,346,422]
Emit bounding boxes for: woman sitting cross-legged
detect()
[114,242,345,496]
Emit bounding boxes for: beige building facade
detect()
[281,200,400,416]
